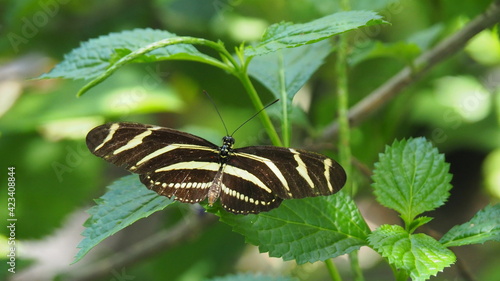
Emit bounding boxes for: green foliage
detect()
[207,274,298,281]
[219,192,370,264]
[39,28,215,81]
[369,138,500,280]
[247,40,333,100]
[74,175,173,263]
[369,139,457,280]
[0,135,100,239]
[247,40,334,145]
[407,216,433,234]
[0,69,183,134]
[369,225,456,281]
[349,41,421,66]
[38,11,385,100]
[372,138,453,228]
[20,3,499,280]
[37,10,385,148]
[244,11,387,56]
[440,204,500,247]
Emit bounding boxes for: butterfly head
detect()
[222,136,235,146]
[219,136,235,161]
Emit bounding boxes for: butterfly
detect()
[86,120,346,214]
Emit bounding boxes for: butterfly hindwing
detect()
[218,164,283,214]
[140,166,217,204]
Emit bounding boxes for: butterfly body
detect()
[86,122,346,214]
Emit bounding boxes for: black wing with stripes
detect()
[86,122,219,172]
[232,146,346,199]
[86,122,221,203]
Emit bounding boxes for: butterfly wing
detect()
[218,163,283,214]
[86,122,221,202]
[140,161,219,204]
[229,146,346,200]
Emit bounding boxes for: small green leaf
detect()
[39,28,214,81]
[245,10,387,57]
[407,216,433,233]
[369,225,456,281]
[440,204,500,247]
[219,191,370,264]
[247,40,333,100]
[372,138,452,225]
[74,175,173,263]
[207,273,298,281]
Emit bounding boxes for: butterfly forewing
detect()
[86,122,219,173]
[86,122,346,214]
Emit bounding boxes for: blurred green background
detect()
[0,0,499,280]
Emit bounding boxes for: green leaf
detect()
[245,10,387,57]
[219,191,370,264]
[440,204,500,247]
[372,138,453,225]
[247,40,333,100]
[74,175,173,263]
[348,41,421,66]
[308,0,402,12]
[207,273,298,281]
[407,216,433,233]
[247,41,332,145]
[39,28,215,81]
[369,225,456,281]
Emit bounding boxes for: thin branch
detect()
[67,212,218,281]
[322,0,500,140]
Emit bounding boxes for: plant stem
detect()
[77,37,234,97]
[237,71,283,147]
[277,51,290,147]
[349,252,364,281]
[392,264,410,281]
[337,0,352,194]
[337,0,365,280]
[325,258,342,281]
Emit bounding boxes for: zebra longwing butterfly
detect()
[86,122,346,214]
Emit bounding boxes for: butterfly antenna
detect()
[204,90,230,136]
[231,99,279,136]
